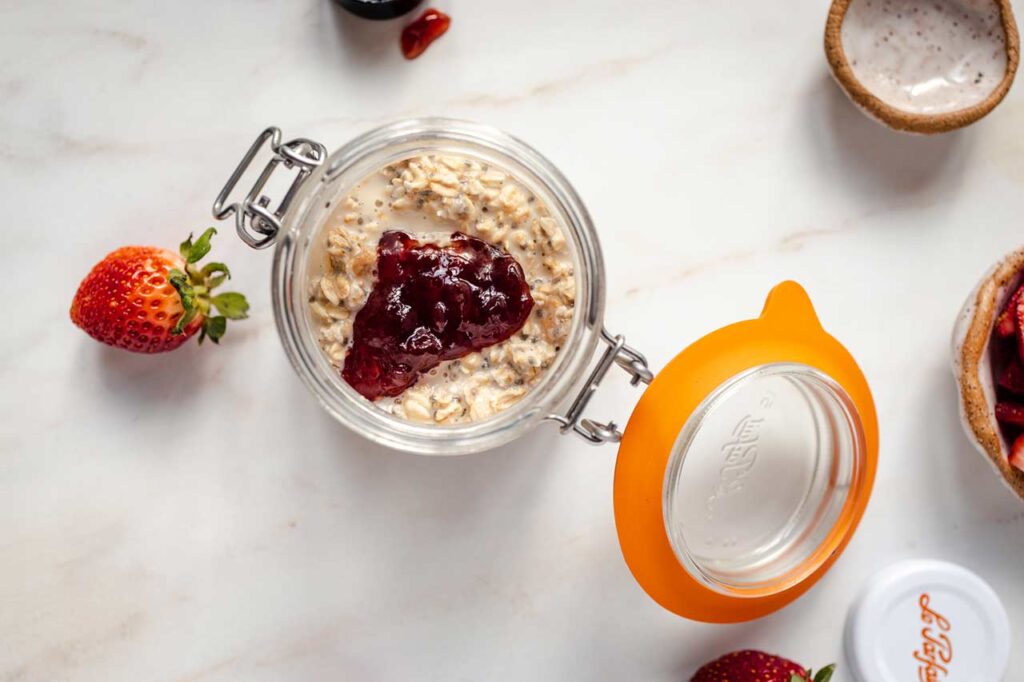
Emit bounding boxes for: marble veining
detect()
[1,1,1023,681]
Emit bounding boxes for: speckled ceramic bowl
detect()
[826,0,1020,133]
[952,247,1024,500]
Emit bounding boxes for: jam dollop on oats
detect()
[311,153,575,424]
[342,231,534,400]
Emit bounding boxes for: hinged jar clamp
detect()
[213,127,327,249]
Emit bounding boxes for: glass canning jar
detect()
[260,119,615,454]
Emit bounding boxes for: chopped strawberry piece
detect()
[995,402,1024,426]
[995,285,1024,337]
[996,311,1016,337]
[1011,434,1024,473]
[1016,292,1024,361]
[998,359,1024,393]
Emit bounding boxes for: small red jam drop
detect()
[400,8,450,60]
[342,231,534,400]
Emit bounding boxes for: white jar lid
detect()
[844,559,1010,682]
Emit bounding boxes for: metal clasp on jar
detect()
[213,127,327,249]
[547,329,653,445]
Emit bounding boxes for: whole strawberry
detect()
[71,228,248,353]
[691,650,834,682]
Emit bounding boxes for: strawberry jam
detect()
[342,231,534,400]
[400,8,450,60]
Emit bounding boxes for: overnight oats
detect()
[308,154,575,425]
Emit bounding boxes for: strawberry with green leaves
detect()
[71,228,249,353]
[691,650,835,682]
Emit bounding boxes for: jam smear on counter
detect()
[400,8,451,60]
[342,231,534,400]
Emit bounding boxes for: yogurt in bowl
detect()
[825,0,1020,132]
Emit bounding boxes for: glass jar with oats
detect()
[212,119,880,622]
[215,120,609,454]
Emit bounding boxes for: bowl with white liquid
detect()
[825,0,1020,133]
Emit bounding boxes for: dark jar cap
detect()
[333,0,423,20]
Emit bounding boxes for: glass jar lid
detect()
[613,281,878,622]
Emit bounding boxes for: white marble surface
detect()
[2,1,1023,680]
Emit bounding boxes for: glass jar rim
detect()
[270,118,607,454]
[662,362,867,597]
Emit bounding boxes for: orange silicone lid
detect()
[613,281,878,622]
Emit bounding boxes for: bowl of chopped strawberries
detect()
[954,247,1024,500]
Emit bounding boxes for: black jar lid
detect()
[334,0,423,20]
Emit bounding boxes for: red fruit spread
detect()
[342,231,534,400]
[400,8,450,60]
